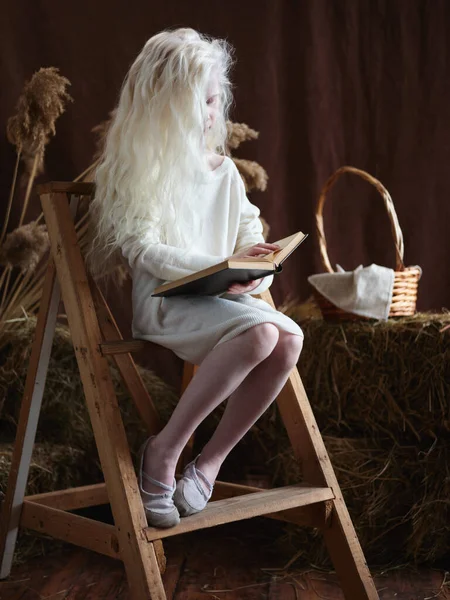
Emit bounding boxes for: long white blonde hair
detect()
[87,28,233,277]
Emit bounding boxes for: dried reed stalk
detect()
[6,67,72,227]
[0,269,12,314]
[0,151,21,245]
[18,154,40,227]
[0,68,73,345]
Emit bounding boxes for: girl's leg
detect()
[196,331,303,485]
[142,323,280,492]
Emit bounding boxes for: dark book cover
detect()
[152,265,283,297]
[152,231,308,298]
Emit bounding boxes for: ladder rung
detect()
[100,339,150,355]
[144,484,334,541]
[21,500,120,559]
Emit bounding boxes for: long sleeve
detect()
[247,274,274,295]
[121,222,227,282]
[233,172,274,295]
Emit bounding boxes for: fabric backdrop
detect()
[2,0,450,384]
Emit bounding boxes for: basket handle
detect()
[316,166,405,273]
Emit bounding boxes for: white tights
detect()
[142,323,303,492]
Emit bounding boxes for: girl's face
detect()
[204,71,221,133]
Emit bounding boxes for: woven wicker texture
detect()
[314,166,421,320]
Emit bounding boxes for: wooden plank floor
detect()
[0,520,449,599]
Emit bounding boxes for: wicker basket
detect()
[313,166,421,322]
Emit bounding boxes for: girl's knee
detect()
[245,323,279,363]
[272,332,303,369]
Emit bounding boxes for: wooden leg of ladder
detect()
[91,281,162,435]
[277,368,378,599]
[258,290,378,600]
[90,280,165,571]
[42,193,165,599]
[0,259,60,578]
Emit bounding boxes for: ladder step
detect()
[144,484,334,541]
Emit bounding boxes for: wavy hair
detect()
[87,28,233,277]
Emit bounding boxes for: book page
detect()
[263,231,307,264]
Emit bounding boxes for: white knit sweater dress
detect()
[121,156,303,365]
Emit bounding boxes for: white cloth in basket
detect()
[308,264,395,320]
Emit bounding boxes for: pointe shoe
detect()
[173,455,214,517]
[138,438,180,528]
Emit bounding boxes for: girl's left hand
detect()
[227,279,263,294]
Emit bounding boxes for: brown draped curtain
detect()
[2,0,449,384]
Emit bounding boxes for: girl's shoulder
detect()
[203,155,238,182]
[209,154,231,172]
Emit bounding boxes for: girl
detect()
[89,28,304,528]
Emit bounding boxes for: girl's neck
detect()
[206,152,226,172]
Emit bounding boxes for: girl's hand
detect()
[227,279,263,294]
[229,243,280,260]
[226,243,280,294]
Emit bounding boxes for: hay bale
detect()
[268,434,450,567]
[0,442,100,495]
[0,442,102,564]
[272,312,450,566]
[196,311,450,567]
[0,317,179,455]
[2,313,449,568]
[0,318,179,563]
[292,312,450,442]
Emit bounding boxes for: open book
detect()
[152,231,308,297]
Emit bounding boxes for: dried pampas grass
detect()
[6,67,72,179]
[226,121,259,150]
[224,122,269,192]
[232,157,268,192]
[5,67,73,231]
[0,222,49,273]
[0,67,73,352]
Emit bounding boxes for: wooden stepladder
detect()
[0,182,379,599]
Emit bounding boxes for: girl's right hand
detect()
[229,243,280,260]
